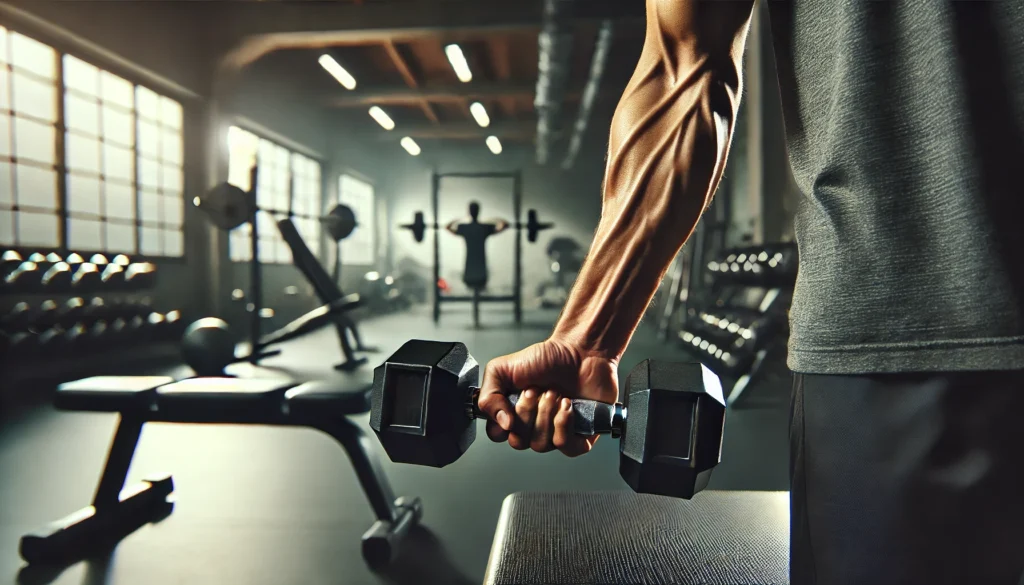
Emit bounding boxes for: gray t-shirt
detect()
[768,1,1024,373]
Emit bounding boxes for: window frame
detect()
[0,23,190,261]
[225,122,325,265]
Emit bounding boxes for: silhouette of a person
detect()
[446,201,509,290]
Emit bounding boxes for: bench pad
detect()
[484,491,789,585]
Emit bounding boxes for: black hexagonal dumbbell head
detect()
[369,340,479,468]
[619,360,726,499]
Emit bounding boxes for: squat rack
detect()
[430,170,524,324]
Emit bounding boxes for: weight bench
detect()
[277,218,374,370]
[484,491,789,585]
[21,375,420,568]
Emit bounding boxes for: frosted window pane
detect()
[10,33,55,79]
[0,209,12,245]
[140,226,161,255]
[0,68,10,111]
[0,116,9,157]
[102,105,134,147]
[67,174,102,215]
[138,157,159,189]
[0,162,11,206]
[66,133,101,173]
[136,86,160,120]
[160,164,182,194]
[14,117,56,164]
[139,189,160,223]
[106,222,135,253]
[12,72,56,121]
[275,242,291,264]
[101,71,134,109]
[256,210,276,234]
[17,211,58,246]
[15,165,57,209]
[138,120,160,158]
[64,56,99,95]
[160,97,182,130]
[0,28,8,64]
[161,128,182,165]
[164,229,183,257]
[68,217,103,250]
[105,181,135,220]
[65,93,100,136]
[162,194,182,227]
[103,144,133,183]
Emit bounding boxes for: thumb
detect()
[478,360,514,432]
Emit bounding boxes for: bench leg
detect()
[20,416,174,564]
[318,418,422,569]
[332,321,369,371]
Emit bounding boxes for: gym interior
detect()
[0,2,801,584]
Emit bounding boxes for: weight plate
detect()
[324,204,357,241]
[198,183,256,231]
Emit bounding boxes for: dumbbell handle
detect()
[468,388,625,438]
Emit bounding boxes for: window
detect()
[226,125,323,264]
[0,28,60,248]
[337,174,374,265]
[0,27,185,256]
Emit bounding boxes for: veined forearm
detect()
[552,47,743,360]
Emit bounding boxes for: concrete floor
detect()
[0,306,790,585]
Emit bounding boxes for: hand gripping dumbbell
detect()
[370,340,727,499]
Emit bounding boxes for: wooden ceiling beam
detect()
[381,40,439,124]
[321,82,600,107]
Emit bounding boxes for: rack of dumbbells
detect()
[675,242,798,407]
[0,250,187,376]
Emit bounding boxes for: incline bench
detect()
[484,491,789,585]
[20,375,420,568]
[277,217,374,370]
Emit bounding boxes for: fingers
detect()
[553,397,594,457]
[530,390,560,453]
[478,361,514,433]
[508,389,538,450]
[485,419,509,443]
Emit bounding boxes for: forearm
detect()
[552,4,749,360]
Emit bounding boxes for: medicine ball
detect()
[181,317,237,377]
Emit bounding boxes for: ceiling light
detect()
[368,106,395,130]
[486,135,502,155]
[400,137,421,156]
[469,102,490,128]
[444,44,473,83]
[318,54,357,90]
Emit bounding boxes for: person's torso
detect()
[768,0,1024,374]
[457,223,495,281]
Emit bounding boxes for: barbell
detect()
[195,182,359,242]
[399,209,554,243]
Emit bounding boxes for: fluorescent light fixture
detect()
[486,135,502,155]
[400,137,421,156]
[368,106,395,130]
[318,54,357,90]
[469,101,490,128]
[444,44,473,83]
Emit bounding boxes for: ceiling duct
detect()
[561,20,613,169]
[534,0,576,165]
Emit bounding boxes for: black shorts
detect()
[790,370,1024,585]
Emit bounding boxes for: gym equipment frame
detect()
[429,171,525,324]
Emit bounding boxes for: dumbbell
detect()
[369,340,727,499]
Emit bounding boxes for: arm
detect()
[494,219,510,233]
[551,0,755,361]
[445,220,461,234]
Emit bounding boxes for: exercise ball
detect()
[181,317,237,376]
